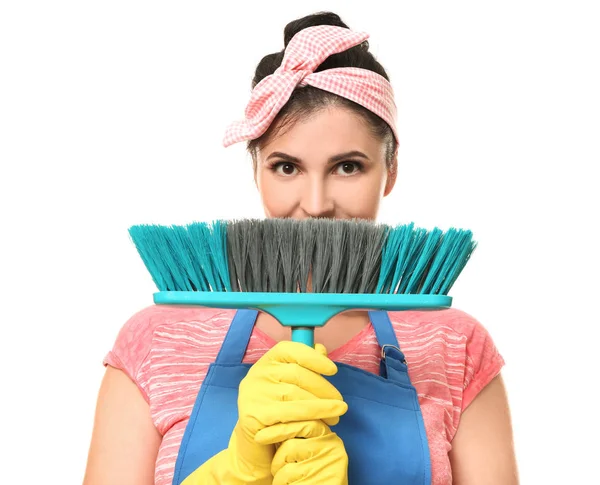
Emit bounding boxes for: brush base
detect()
[154,291,452,345]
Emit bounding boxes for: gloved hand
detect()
[268,421,349,485]
[181,340,348,485]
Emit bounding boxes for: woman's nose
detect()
[300,178,335,218]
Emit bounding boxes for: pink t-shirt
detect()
[103,305,504,485]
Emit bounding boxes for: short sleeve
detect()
[103,305,160,403]
[460,312,505,411]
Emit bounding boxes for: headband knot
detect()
[223,25,398,147]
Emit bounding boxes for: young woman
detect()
[83,12,518,485]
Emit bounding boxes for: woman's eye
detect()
[273,162,298,176]
[335,162,362,175]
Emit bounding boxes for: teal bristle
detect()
[376,222,413,293]
[187,222,228,292]
[417,228,477,295]
[439,230,477,295]
[379,224,428,294]
[167,224,200,291]
[207,220,232,292]
[129,222,233,292]
[376,225,477,295]
[185,223,211,291]
[141,225,186,291]
[418,228,457,294]
[394,228,428,294]
[129,225,167,291]
[403,227,444,294]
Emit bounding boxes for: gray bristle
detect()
[289,220,302,292]
[298,220,316,292]
[257,219,269,290]
[241,220,256,291]
[359,223,388,293]
[327,220,347,292]
[341,221,366,292]
[311,219,334,292]
[269,220,284,292]
[262,219,279,292]
[275,219,297,292]
[245,220,263,292]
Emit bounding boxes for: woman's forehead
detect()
[258,107,384,159]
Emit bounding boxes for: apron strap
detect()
[368,310,400,347]
[369,311,412,387]
[214,309,259,364]
[215,309,412,386]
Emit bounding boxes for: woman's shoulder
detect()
[387,306,488,340]
[107,305,236,357]
[387,307,505,412]
[116,304,236,336]
[103,305,237,400]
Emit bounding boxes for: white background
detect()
[1,1,599,483]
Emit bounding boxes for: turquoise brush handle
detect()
[291,328,315,347]
[153,292,452,347]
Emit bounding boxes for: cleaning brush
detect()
[128,218,477,347]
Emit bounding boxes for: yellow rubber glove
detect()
[181,341,348,485]
[266,342,348,485]
[269,422,349,485]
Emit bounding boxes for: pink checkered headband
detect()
[222,25,399,149]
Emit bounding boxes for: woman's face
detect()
[254,107,397,220]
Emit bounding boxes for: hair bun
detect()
[283,11,350,47]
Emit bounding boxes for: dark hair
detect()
[247,11,397,170]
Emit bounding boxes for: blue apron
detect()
[172,309,432,484]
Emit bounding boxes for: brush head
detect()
[128,218,477,295]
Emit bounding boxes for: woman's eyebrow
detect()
[328,151,370,163]
[266,150,370,164]
[266,152,301,163]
